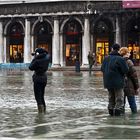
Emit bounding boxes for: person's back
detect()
[101,50,128,89]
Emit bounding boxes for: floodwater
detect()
[0,70,140,139]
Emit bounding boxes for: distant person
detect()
[75,58,80,72]
[29,48,50,113]
[101,44,129,116]
[119,47,140,113]
[88,51,96,73]
[129,50,134,63]
[75,53,80,72]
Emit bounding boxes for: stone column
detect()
[24,18,31,63]
[82,16,90,67]
[0,21,4,63]
[60,33,63,66]
[52,17,60,67]
[115,16,121,46]
[3,35,6,63]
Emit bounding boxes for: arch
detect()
[32,18,53,63]
[6,21,24,63]
[125,17,140,65]
[62,17,83,66]
[4,20,24,36]
[60,17,84,33]
[92,17,114,64]
[31,18,53,35]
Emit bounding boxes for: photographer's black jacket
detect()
[29,53,50,83]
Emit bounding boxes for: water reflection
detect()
[0,70,139,139]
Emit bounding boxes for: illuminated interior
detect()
[65,44,79,65]
[96,41,109,64]
[10,45,23,63]
[128,44,140,65]
[37,44,49,52]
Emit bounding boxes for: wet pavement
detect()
[0,70,140,139]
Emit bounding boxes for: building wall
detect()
[0,1,139,66]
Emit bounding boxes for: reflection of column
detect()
[24,18,31,63]
[0,21,4,63]
[52,17,60,67]
[116,16,121,46]
[60,33,63,66]
[82,16,90,67]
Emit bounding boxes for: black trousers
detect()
[33,82,47,107]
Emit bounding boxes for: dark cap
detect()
[35,48,46,54]
[31,48,46,56]
[112,43,120,51]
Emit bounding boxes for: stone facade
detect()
[0,1,139,67]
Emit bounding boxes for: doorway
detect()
[64,19,82,66]
[9,22,24,63]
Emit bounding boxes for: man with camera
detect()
[29,48,50,113]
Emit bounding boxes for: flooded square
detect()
[0,70,140,139]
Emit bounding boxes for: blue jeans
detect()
[125,96,137,113]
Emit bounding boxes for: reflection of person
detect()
[29,48,50,113]
[119,47,140,114]
[101,44,129,116]
[33,114,49,136]
[88,51,95,73]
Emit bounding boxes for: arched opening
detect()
[94,19,113,64]
[34,21,52,62]
[8,22,24,63]
[63,19,82,66]
[127,18,140,65]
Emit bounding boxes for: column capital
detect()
[52,16,59,20]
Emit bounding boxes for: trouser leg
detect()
[89,65,92,73]
[34,82,46,113]
[108,89,115,116]
[127,96,137,113]
[115,88,125,116]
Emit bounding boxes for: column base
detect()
[81,64,89,68]
[51,64,61,68]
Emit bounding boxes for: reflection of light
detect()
[41,27,44,31]
[102,26,105,30]
[134,25,138,29]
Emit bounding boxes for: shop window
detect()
[10,45,23,63]
[128,44,140,65]
[96,41,109,64]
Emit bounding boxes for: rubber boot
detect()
[108,109,114,116]
[38,105,45,113]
